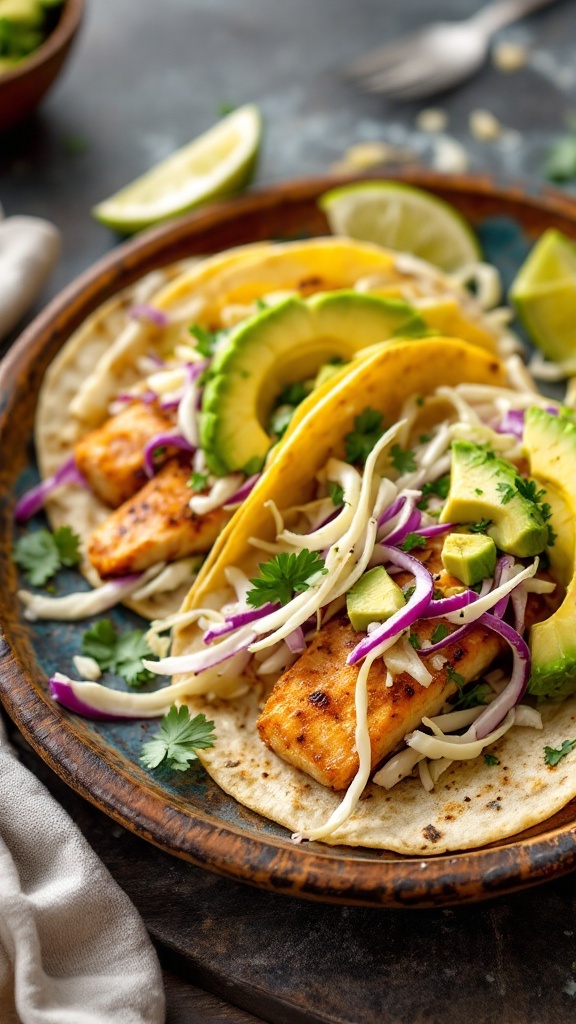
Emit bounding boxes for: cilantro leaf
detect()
[408,633,421,650]
[278,381,309,407]
[141,706,215,772]
[403,584,416,602]
[496,481,516,505]
[544,739,576,767]
[246,550,328,608]
[446,663,466,690]
[269,405,294,439]
[188,471,209,492]
[417,475,451,510]
[328,482,344,508]
[545,134,576,182]
[430,623,448,645]
[468,519,493,534]
[189,323,219,357]
[484,753,500,767]
[390,444,417,474]
[14,526,81,586]
[453,682,489,710]
[400,532,427,552]
[345,407,384,465]
[82,619,157,688]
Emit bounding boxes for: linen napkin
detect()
[0,714,166,1024]
[0,213,60,341]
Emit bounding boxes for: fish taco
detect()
[20,236,506,623]
[51,336,576,854]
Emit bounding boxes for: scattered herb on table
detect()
[81,619,157,688]
[141,706,216,772]
[484,754,500,767]
[14,526,81,586]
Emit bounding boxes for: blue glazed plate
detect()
[2,174,576,908]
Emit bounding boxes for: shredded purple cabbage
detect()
[129,305,170,328]
[142,431,195,478]
[15,457,87,523]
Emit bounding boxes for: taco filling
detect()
[48,337,576,852]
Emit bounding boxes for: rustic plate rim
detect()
[3,171,576,908]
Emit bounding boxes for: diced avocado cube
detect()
[440,440,549,557]
[346,566,405,633]
[441,532,496,587]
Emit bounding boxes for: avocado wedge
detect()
[200,290,423,475]
[524,407,576,699]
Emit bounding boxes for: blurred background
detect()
[0,0,575,309]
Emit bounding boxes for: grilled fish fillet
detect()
[87,458,226,578]
[257,541,560,791]
[74,400,175,508]
[257,614,504,791]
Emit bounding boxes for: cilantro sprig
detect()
[188,470,209,492]
[468,519,493,534]
[81,619,157,688]
[189,323,220,357]
[328,481,344,508]
[246,550,328,608]
[345,408,385,465]
[544,739,576,767]
[430,623,449,645]
[390,444,416,475]
[417,475,450,511]
[545,134,576,183]
[14,526,81,586]
[141,706,215,772]
[400,532,427,552]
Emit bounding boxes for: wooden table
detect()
[2,1,576,1020]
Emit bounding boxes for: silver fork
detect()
[347,0,558,101]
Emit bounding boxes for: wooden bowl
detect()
[0,0,84,133]
[3,173,576,908]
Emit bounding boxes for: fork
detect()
[347,0,558,101]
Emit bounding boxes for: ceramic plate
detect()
[2,173,576,908]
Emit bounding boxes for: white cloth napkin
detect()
[0,717,166,1024]
[0,214,60,341]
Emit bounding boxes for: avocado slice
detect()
[523,407,576,699]
[441,532,496,586]
[347,566,406,633]
[439,441,549,558]
[200,290,422,475]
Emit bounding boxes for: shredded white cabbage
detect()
[190,474,244,515]
[19,564,165,621]
[383,635,433,688]
[131,557,202,601]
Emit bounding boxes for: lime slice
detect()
[93,105,262,234]
[510,228,576,362]
[319,181,480,272]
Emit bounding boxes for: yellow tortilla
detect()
[171,338,576,854]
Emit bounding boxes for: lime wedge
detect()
[510,228,576,362]
[319,181,480,272]
[93,105,262,234]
